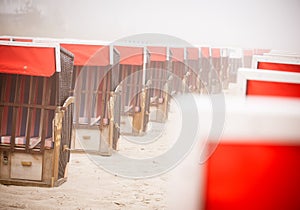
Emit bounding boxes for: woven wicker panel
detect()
[57,47,74,179]
[57,47,74,106]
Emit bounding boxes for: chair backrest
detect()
[205,143,300,210]
[167,96,300,210]
[203,96,300,210]
[252,55,300,73]
[236,68,300,98]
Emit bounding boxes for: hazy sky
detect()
[0,0,299,52]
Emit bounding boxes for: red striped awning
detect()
[61,43,110,66]
[148,46,167,62]
[115,46,143,65]
[171,48,184,62]
[0,44,57,77]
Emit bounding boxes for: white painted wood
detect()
[10,153,43,181]
[236,68,300,96]
[142,46,148,86]
[193,95,300,143]
[169,95,300,210]
[109,44,114,65]
[166,46,170,61]
[252,55,300,69]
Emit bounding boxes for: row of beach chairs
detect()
[169,52,300,210]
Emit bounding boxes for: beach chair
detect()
[147,46,171,123]
[168,96,300,210]
[236,68,300,98]
[0,41,74,187]
[61,42,121,153]
[115,46,150,135]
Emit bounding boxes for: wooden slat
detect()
[46,76,56,145]
[0,74,7,135]
[101,71,108,119]
[31,77,42,136]
[74,66,82,126]
[131,65,138,106]
[38,77,50,153]
[5,76,13,134]
[11,75,22,151]
[126,65,132,107]
[77,69,83,120]
[120,65,126,112]
[91,67,98,119]
[156,62,161,97]
[96,69,103,118]
[166,59,172,94]
[86,66,94,124]
[148,62,154,98]
[82,69,88,121]
[52,110,63,183]
[106,68,113,113]
[25,76,34,152]
[159,62,166,97]
[20,77,31,136]
[15,77,26,136]
[0,102,57,110]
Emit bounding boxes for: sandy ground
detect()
[0,152,167,210]
[0,99,202,210]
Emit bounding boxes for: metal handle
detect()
[21,161,32,167]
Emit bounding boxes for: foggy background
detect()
[0,0,299,52]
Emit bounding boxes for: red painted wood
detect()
[246,80,300,98]
[205,142,300,210]
[258,62,300,73]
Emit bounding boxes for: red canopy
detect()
[115,46,143,65]
[61,43,109,66]
[187,48,199,60]
[211,48,221,58]
[148,46,167,62]
[0,44,57,77]
[171,47,184,62]
[201,47,210,58]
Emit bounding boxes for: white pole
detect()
[142,46,147,86]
